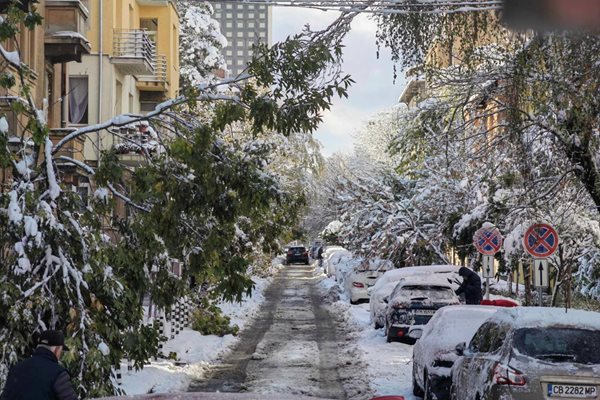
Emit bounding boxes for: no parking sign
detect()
[524,224,559,258]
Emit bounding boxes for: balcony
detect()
[44,0,91,64]
[136,54,169,93]
[113,123,158,167]
[111,29,155,76]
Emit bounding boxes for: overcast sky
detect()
[271,8,405,156]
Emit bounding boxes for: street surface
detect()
[189,264,373,399]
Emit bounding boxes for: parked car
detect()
[384,277,460,343]
[412,305,500,400]
[285,246,309,265]
[370,265,461,330]
[324,248,354,279]
[450,307,600,400]
[343,259,393,304]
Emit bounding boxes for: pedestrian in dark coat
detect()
[1,330,78,400]
[455,266,483,305]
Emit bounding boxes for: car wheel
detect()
[385,324,394,343]
[374,321,382,330]
[412,363,424,397]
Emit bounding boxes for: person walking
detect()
[455,266,483,305]
[317,246,324,268]
[1,330,78,400]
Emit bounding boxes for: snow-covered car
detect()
[411,305,499,400]
[451,307,600,400]
[343,259,393,304]
[323,248,353,279]
[369,265,462,330]
[384,277,460,343]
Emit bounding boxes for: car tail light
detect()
[353,282,365,288]
[303,251,308,256]
[396,330,405,337]
[493,363,526,386]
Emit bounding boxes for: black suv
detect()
[286,246,309,265]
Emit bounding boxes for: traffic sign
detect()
[482,255,495,278]
[473,226,504,255]
[524,224,559,258]
[534,258,549,288]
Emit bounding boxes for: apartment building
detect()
[209,1,272,76]
[0,0,91,187]
[68,0,180,165]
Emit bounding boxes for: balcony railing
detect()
[111,29,155,75]
[136,54,169,93]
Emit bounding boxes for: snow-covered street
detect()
[189,263,372,399]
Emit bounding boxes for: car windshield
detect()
[514,328,600,365]
[290,247,306,252]
[399,285,455,301]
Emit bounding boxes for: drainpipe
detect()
[97,0,103,162]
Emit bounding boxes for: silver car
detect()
[451,307,600,400]
[412,305,499,400]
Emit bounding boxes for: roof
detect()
[489,307,600,330]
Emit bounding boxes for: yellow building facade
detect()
[68,0,180,162]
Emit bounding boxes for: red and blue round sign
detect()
[524,223,559,258]
[473,226,503,255]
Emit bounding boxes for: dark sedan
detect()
[286,246,309,265]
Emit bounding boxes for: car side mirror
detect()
[408,328,423,340]
[383,297,389,304]
[455,342,466,356]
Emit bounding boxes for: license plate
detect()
[414,309,436,316]
[548,384,597,398]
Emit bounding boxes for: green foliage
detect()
[191,299,239,337]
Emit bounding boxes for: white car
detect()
[342,259,393,304]
[411,305,499,400]
[369,265,462,330]
[384,276,460,343]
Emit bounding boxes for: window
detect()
[259,22,266,29]
[237,21,244,28]
[76,184,90,208]
[68,76,89,124]
[226,21,233,28]
[236,31,243,38]
[237,50,244,56]
[248,22,255,28]
[469,322,508,353]
[236,40,244,47]
[237,13,244,19]
[236,59,244,66]
[248,13,254,18]
[225,3,232,9]
[225,49,233,56]
[226,12,232,18]
[248,31,255,38]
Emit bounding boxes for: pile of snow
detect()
[121,259,285,394]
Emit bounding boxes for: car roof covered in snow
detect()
[373,265,461,292]
[417,305,501,353]
[489,307,600,330]
[395,274,454,289]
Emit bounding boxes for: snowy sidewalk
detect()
[121,260,284,395]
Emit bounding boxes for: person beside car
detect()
[455,266,483,305]
[1,330,78,400]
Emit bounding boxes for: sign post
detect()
[524,224,559,306]
[473,225,503,301]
